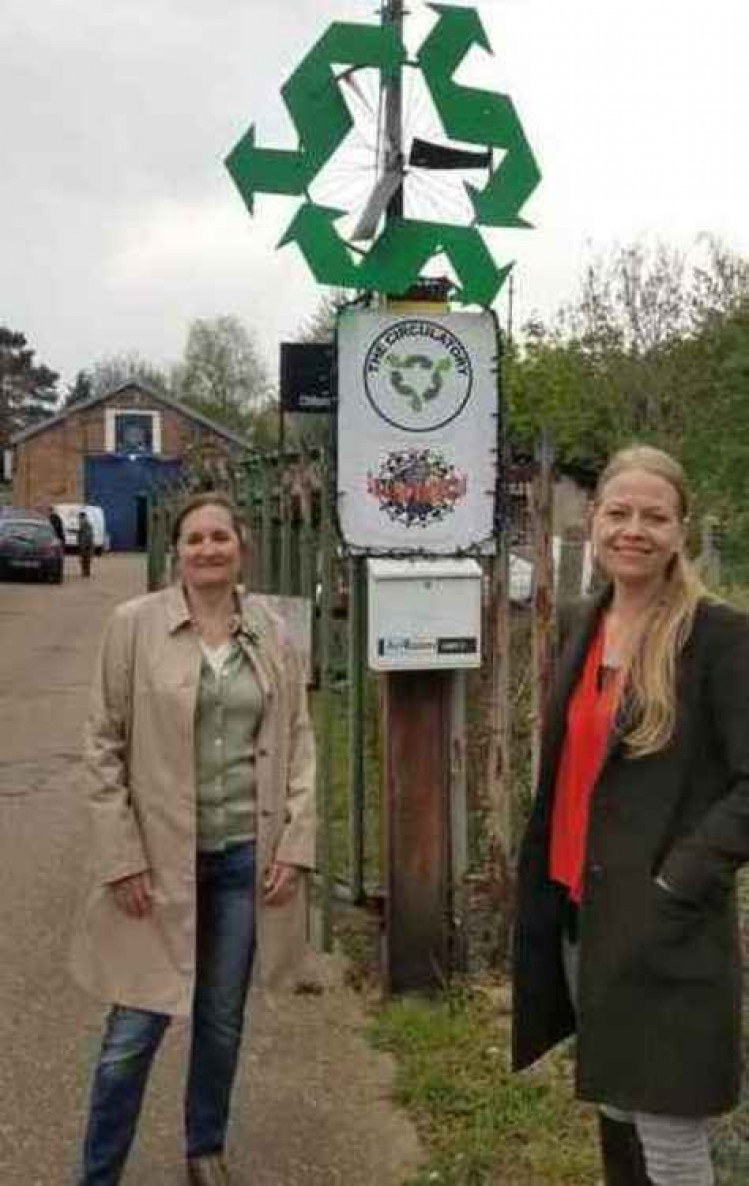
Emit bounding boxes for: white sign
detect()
[337,310,499,553]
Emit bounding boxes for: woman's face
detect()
[591,468,685,592]
[176,504,242,592]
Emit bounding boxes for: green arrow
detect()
[466,119,541,228]
[226,127,306,215]
[278,204,509,306]
[226,22,405,214]
[362,217,512,306]
[418,4,541,228]
[278,204,361,287]
[418,3,491,79]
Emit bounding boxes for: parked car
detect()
[0,506,48,519]
[0,513,64,583]
[52,503,109,554]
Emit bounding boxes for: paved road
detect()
[0,555,420,1185]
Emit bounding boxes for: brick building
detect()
[10,382,249,549]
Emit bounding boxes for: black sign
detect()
[280,342,334,413]
[437,637,478,655]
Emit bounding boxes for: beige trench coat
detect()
[69,584,316,1016]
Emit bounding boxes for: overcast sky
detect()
[2,0,747,390]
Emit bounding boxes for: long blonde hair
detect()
[594,446,708,757]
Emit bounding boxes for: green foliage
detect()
[250,399,281,451]
[369,990,598,1185]
[64,369,93,407]
[0,325,59,447]
[171,316,272,440]
[298,292,348,344]
[507,239,749,580]
[678,305,749,578]
[88,351,169,399]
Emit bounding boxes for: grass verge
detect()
[367,982,599,1186]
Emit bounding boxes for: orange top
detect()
[549,622,623,903]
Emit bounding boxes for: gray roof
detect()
[10,381,252,450]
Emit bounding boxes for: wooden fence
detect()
[147,442,592,970]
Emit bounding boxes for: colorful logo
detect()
[364,320,472,432]
[367,448,468,529]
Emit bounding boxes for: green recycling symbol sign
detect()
[386,353,453,412]
[226,4,541,306]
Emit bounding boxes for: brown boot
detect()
[599,1114,653,1186]
[187,1153,230,1185]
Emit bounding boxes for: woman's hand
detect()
[110,871,153,918]
[263,860,301,907]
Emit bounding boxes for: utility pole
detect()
[380,0,454,995]
[383,0,404,223]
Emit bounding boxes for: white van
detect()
[53,504,110,554]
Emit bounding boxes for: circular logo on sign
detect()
[364,320,473,432]
[367,448,468,529]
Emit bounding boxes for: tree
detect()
[64,369,94,407]
[172,317,271,437]
[677,299,749,578]
[0,327,59,449]
[89,353,169,399]
[298,291,349,344]
[508,239,749,469]
[690,236,749,326]
[561,242,690,356]
[505,237,749,581]
[251,399,282,451]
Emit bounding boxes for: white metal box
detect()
[367,557,482,671]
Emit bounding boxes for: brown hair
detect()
[171,491,246,549]
[594,445,708,757]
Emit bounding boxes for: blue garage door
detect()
[84,456,183,550]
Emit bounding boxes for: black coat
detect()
[512,590,749,1116]
[49,512,64,544]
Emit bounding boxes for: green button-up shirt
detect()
[194,639,265,852]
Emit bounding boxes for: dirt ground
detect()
[0,554,421,1186]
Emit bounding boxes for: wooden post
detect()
[298,477,314,603]
[260,460,273,593]
[347,555,366,904]
[240,465,257,592]
[317,453,335,953]
[557,523,586,600]
[373,0,460,986]
[449,670,468,972]
[484,529,513,863]
[383,669,451,993]
[279,465,293,595]
[376,0,458,971]
[530,433,555,792]
[146,499,165,592]
[700,514,722,587]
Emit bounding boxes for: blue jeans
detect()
[79,841,257,1185]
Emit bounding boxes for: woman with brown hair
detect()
[71,491,315,1186]
[513,446,749,1185]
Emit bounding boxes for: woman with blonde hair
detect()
[71,491,315,1186]
[513,445,749,1185]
